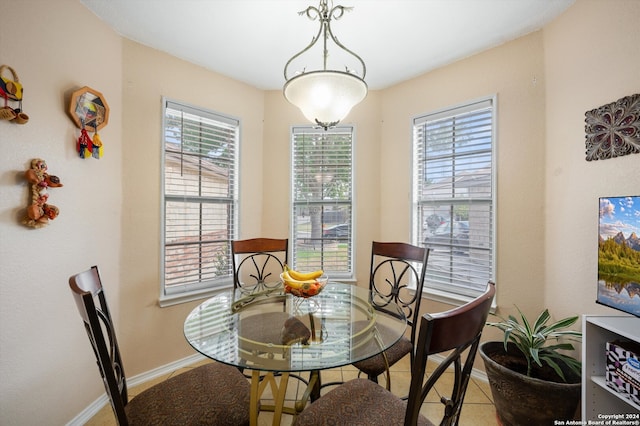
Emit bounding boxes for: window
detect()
[413,97,495,301]
[161,99,239,304]
[291,126,354,279]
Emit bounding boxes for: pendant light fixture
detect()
[283,0,367,130]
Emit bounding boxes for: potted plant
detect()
[479,307,582,426]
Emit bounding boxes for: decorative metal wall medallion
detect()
[585,93,640,161]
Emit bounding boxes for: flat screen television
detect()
[597,195,640,317]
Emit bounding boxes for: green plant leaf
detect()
[516,306,534,338]
[532,332,547,348]
[530,347,542,366]
[550,330,582,339]
[542,343,575,352]
[532,308,551,333]
[540,352,582,382]
[540,355,567,382]
[561,356,582,377]
[506,314,519,323]
[502,328,513,351]
[542,316,578,335]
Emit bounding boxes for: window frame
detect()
[412,96,497,306]
[290,125,356,280]
[159,98,240,306]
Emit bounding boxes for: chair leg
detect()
[369,350,392,390]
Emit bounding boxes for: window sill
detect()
[158,285,233,307]
[420,286,497,312]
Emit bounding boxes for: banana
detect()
[288,268,324,281]
[281,270,305,289]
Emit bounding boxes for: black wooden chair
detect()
[352,241,430,389]
[69,266,251,425]
[293,281,496,426]
[231,238,288,291]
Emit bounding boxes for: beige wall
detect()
[0,0,123,424]
[1,0,639,424]
[542,0,640,322]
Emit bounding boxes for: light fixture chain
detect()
[284,0,365,80]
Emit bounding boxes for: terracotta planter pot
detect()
[479,341,581,426]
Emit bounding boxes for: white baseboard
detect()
[68,395,110,426]
[471,366,489,383]
[428,353,489,383]
[66,353,206,426]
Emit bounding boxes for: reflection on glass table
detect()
[183,282,407,426]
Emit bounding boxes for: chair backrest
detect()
[369,241,430,350]
[69,266,129,425]
[404,281,496,426]
[232,238,288,290]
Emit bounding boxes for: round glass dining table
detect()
[183,281,407,426]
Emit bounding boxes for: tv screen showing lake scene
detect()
[598,196,640,317]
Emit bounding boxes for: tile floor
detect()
[85,356,498,425]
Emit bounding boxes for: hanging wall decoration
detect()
[0,64,29,124]
[23,159,63,229]
[68,86,109,159]
[585,93,640,161]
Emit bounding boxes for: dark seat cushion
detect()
[352,336,413,377]
[293,378,432,426]
[239,311,291,344]
[125,362,251,426]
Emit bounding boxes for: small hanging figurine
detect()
[77,126,93,158]
[92,131,103,159]
[0,64,29,124]
[23,158,63,228]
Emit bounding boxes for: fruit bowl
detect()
[280,273,328,298]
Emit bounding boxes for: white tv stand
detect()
[582,315,640,421]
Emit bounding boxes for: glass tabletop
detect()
[183,282,407,373]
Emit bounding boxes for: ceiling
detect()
[80,0,574,91]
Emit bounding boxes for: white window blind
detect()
[162,99,239,300]
[291,126,354,278]
[413,98,495,299]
